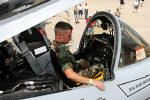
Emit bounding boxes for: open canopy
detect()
[0,0,85,43]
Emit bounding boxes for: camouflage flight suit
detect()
[51,40,104,78]
[51,40,75,72]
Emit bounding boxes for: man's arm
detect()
[64,68,105,90]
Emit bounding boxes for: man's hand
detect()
[92,79,105,90]
[64,68,105,90]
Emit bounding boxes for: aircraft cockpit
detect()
[75,12,116,81]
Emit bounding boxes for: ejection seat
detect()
[14,27,56,76]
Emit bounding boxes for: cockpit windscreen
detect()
[0,0,51,20]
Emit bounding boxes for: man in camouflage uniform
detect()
[51,21,105,90]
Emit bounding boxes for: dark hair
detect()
[55,21,73,31]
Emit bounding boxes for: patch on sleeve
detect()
[62,62,73,72]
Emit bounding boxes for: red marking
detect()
[136,47,144,51]
[38,29,45,35]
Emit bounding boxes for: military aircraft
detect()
[0,0,150,100]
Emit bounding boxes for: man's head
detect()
[54,21,73,44]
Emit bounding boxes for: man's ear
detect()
[66,30,72,34]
